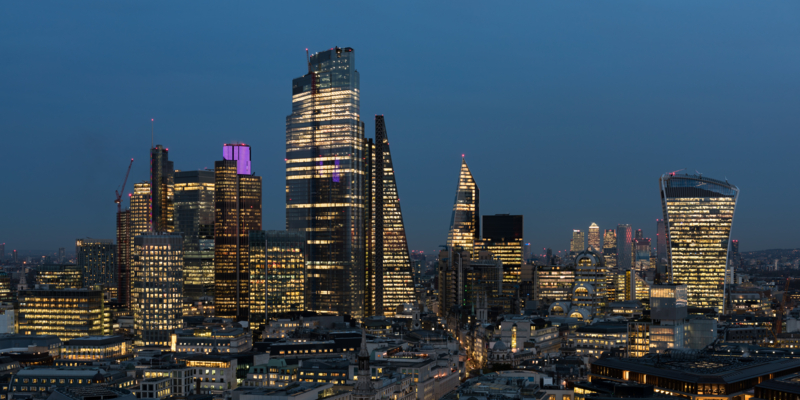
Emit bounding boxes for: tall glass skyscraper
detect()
[150,145,174,232]
[447,157,479,256]
[603,229,617,268]
[215,144,262,321]
[76,238,116,290]
[286,46,366,317]
[475,214,523,311]
[366,116,415,317]
[588,223,601,253]
[174,170,215,303]
[570,230,584,256]
[660,173,738,312]
[616,224,632,270]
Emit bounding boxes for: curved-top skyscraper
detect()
[447,157,479,256]
[286,47,366,317]
[659,172,739,313]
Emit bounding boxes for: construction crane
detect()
[115,159,134,213]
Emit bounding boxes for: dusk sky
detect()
[2,1,799,255]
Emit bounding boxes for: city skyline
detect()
[2,2,800,254]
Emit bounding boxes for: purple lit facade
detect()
[223,144,252,175]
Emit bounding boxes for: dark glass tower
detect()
[286,46,366,317]
[660,173,738,312]
[76,238,116,290]
[116,209,131,306]
[215,144,262,321]
[476,214,523,310]
[366,116,415,317]
[175,170,215,303]
[150,145,174,232]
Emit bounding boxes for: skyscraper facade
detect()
[476,214,523,310]
[116,209,131,306]
[248,230,267,335]
[58,247,65,263]
[265,231,305,317]
[659,173,739,312]
[132,233,183,347]
[127,182,151,308]
[286,46,366,317]
[616,224,633,271]
[588,223,601,253]
[76,238,116,290]
[215,144,262,321]
[656,219,668,276]
[447,158,480,256]
[150,145,174,232]
[174,170,215,303]
[570,230,585,255]
[366,116,415,317]
[36,264,83,289]
[603,229,617,268]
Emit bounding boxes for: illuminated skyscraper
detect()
[366,116,415,317]
[476,214,523,310]
[174,170,215,303]
[447,157,480,256]
[248,230,267,335]
[132,233,183,347]
[660,173,738,312]
[603,229,617,268]
[150,145,174,232]
[250,230,306,333]
[570,230,584,255]
[116,209,131,305]
[127,182,151,308]
[656,219,668,276]
[286,46,366,317]
[215,144,262,321]
[76,238,116,290]
[588,223,601,253]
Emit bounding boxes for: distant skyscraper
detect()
[366,116,415,317]
[57,247,65,263]
[132,233,183,347]
[126,182,151,308]
[616,225,632,271]
[248,230,267,335]
[570,230,584,255]
[476,214,523,310]
[603,229,617,267]
[150,145,174,232]
[731,239,740,268]
[116,209,131,305]
[523,243,532,262]
[215,144,262,321]
[12,250,17,265]
[656,219,668,276]
[660,173,739,312]
[286,46,366,317]
[76,238,116,290]
[635,229,644,240]
[447,157,480,256]
[174,170,215,303]
[588,223,601,253]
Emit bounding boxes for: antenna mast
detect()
[151,119,154,149]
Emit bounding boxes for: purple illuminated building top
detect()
[223,144,251,175]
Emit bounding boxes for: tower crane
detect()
[115,159,134,213]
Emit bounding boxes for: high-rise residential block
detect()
[570,230,585,255]
[588,223,601,253]
[365,116,415,317]
[660,173,738,312]
[447,157,480,256]
[476,214,523,311]
[17,285,105,341]
[116,209,131,306]
[76,238,116,290]
[132,233,183,347]
[174,170,215,303]
[286,46,366,317]
[603,229,617,268]
[215,144,261,321]
[126,182,151,308]
[150,145,174,232]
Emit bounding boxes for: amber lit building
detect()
[286,46,366,317]
[174,170,215,303]
[76,238,116,290]
[588,223,601,253]
[17,285,105,341]
[127,182,151,308]
[35,264,83,289]
[475,214,523,310]
[571,230,585,255]
[215,144,262,321]
[248,230,267,334]
[603,229,617,268]
[132,233,183,347]
[249,230,306,333]
[365,116,415,317]
[150,144,174,232]
[660,173,739,312]
[447,157,480,256]
[61,335,132,363]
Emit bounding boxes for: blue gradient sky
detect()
[1,1,799,255]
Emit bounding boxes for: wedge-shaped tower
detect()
[367,116,415,316]
[447,157,480,256]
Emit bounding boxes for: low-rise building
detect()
[133,364,195,398]
[60,336,132,364]
[571,322,627,357]
[242,358,298,388]
[181,354,238,394]
[171,324,253,354]
[9,366,135,397]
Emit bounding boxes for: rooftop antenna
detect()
[306,48,311,73]
[151,118,154,149]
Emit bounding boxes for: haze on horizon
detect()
[1,1,799,254]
